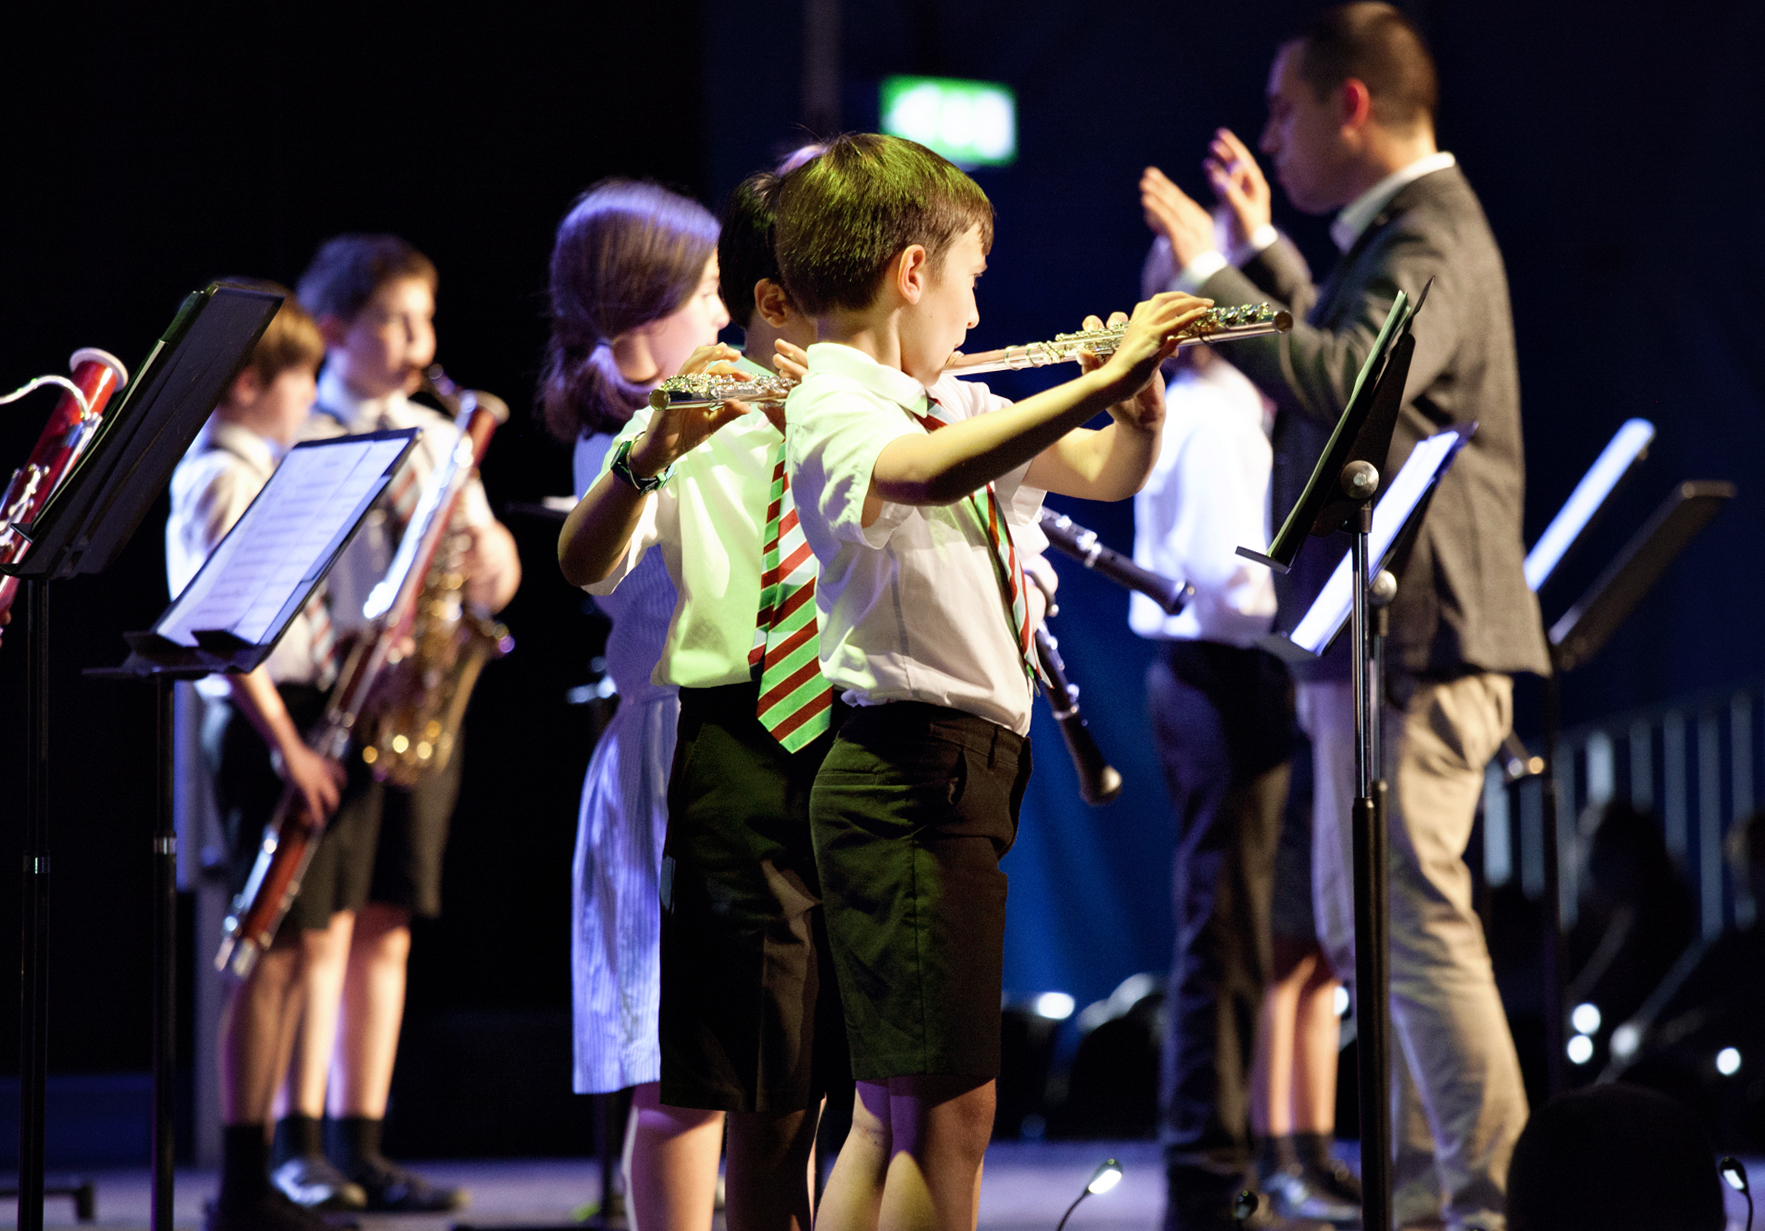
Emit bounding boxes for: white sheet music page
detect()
[1289,426,1469,656]
[157,436,411,648]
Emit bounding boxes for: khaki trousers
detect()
[1298,674,1527,1231]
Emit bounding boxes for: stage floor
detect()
[11,1142,1760,1230]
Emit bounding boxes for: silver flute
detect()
[649,302,1293,411]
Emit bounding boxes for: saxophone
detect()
[356,368,514,788]
[217,366,512,976]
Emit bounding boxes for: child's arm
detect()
[1023,311,1169,501]
[225,667,345,823]
[864,293,1208,523]
[558,344,747,587]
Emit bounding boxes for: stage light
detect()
[1034,991,1076,1021]
[1718,1047,1743,1076]
[1611,1022,1641,1060]
[1571,1002,1602,1035]
[1055,1158,1124,1231]
[1567,1034,1594,1065]
[1087,1159,1123,1194]
[1722,1157,1754,1231]
[881,76,1017,168]
[1334,986,1351,1017]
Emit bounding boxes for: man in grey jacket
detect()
[1141,5,1547,1229]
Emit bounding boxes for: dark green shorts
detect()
[809,702,1031,1082]
[658,682,848,1113]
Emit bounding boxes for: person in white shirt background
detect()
[1134,236,1357,1230]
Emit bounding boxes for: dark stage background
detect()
[1,0,1760,1158]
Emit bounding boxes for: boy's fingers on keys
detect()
[1082,314,1103,331]
[1107,311,1129,328]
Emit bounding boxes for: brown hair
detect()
[1295,3,1438,130]
[541,179,720,441]
[295,234,439,324]
[220,278,325,386]
[717,147,824,328]
[774,133,993,317]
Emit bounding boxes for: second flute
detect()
[650,302,1292,411]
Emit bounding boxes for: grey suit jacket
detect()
[1199,164,1550,682]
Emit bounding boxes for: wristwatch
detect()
[610,435,673,494]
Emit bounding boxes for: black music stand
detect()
[1236,284,1428,1231]
[0,283,283,1231]
[86,429,417,1231]
[1500,418,1655,1093]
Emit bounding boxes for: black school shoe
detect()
[272,1155,369,1211]
[205,1189,359,1231]
[347,1155,470,1213]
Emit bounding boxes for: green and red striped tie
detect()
[909,400,1044,685]
[753,437,833,751]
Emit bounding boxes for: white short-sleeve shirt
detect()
[1130,359,1277,647]
[583,356,783,690]
[785,342,1047,735]
[164,418,320,696]
[297,367,498,638]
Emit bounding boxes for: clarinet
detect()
[1035,619,1122,807]
[215,370,509,977]
[649,303,1292,410]
[1037,509,1191,614]
[0,349,131,630]
[1027,569,1123,806]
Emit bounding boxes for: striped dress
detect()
[570,432,681,1093]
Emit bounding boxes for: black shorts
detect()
[204,686,378,933]
[204,687,461,929]
[809,702,1031,1082]
[658,682,848,1113]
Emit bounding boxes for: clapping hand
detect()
[1203,128,1272,252]
[1141,166,1217,267]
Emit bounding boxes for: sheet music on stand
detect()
[1523,418,1655,592]
[1259,422,1474,663]
[110,430,417,677]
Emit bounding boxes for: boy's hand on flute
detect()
[1095,293,1212,418]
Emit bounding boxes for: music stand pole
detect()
[20,579,51,1231]
[1346,489,1393,1231]
[152,675,178,1231]
[1539,669,1565,1097]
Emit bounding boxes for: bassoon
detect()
[215,369,509,977]
[0,350,131,630]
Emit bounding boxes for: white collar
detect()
[315,365,407,430]
[1329,151,1456,252]
[803,342,931,413]
[200,417,282,475]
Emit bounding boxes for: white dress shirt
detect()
[298,366,497,638]
[583,356,786,690]
[165,417,319,695]
[1129,359,1277,648]
[785,342,1048,735]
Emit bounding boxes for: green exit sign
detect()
[880,76,1017,169]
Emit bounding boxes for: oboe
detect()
[1038,509,1191,614]
[650,303,1292,411]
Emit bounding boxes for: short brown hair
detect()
[296,234,439,324]
[221,278,324,385]
[540,179,720,441]
[774,133,993,317]
[1296,3,1438,130]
